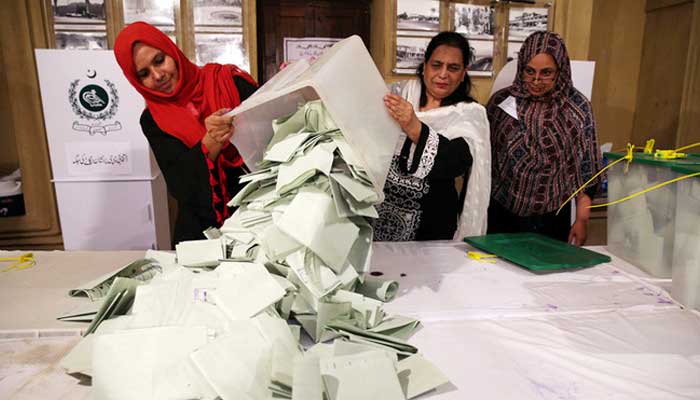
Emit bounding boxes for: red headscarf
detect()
[113,21,257,149]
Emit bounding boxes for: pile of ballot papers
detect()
[59,100,450,400]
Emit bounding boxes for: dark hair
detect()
[416,31,476,107]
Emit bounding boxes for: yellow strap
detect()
[674,142,700,153]
[467,251,497,263]
[644,139,655,154]
[556,144,634,216]
[654,149,686,159]
[0,253,36,272]
[589,172,700,209]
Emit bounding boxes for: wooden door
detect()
[631,0,695,149]
[257,0,371,83]
[0,0,63,249]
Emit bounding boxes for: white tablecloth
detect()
[1,243,699,400]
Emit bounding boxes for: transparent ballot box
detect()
[227,36,402,202]
[670,164,700,310]
[605,153,700,278]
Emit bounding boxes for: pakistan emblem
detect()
[69,69,122,136]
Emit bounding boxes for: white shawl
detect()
[394,79,491,239]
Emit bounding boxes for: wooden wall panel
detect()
[0,48,19,176]
[552,0,594,60]
[676,1,700,148]
[0,0,62,249]
[631,1,694,149]
[588,0,646,149]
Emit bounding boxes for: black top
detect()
[373,122,472,241]
[139,76,257,246]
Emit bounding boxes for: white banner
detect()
[283,37,340,63]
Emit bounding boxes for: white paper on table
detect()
[319,350,405,400]
[144,249,177,265]
[175,239,224,267]
[286,250,341,310]
[92,326,208,400]
[260,216,304,261]
[397,353,450,399]
[330,290,384,328]
[292,354,324,400]
[212,262,286,320]
[189,320,272,400]
[60,316,134,376]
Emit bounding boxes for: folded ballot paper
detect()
[59,36,450,400]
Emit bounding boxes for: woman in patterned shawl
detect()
[373,31,491,241]
[487,31,601,245]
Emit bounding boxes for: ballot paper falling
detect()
[60,100,449,400]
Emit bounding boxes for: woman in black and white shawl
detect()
[373,32,491,241]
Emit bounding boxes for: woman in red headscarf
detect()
[114,22,258,245]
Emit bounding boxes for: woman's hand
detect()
[202,108,234,160]
[568,193,591,246]
[384,94,422,143]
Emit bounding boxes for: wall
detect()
[371,0,597,105]
[0,0,63,250]
[632,0,696,149]
[676,0,700,148]
[0,46,19,176]
[588,0,646,149]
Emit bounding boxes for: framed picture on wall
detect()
[507,40,522,64]
[123,0,175,25]
[52,0,106,23]
[453,3,493,40]
[467,39,494,76]
[54,30,108,50]
[394,35,431,75]
[508,7,549,41]
[194,0,242,26]
[397,0,440,31]
[195,33,247,71]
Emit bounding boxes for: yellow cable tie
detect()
[555,149,633,216]
[0,253,36,272]
[644,139,655,154]
[467,251,497,263]
[654,149,686,159]
[588,172,700,209]
[624,143,635,173]
[612,143,643,153]
[674,142,700,153]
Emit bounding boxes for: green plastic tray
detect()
[464,233,612,271]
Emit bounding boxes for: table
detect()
[1,243,699,399]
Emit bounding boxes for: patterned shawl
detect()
[399,79,491,239]
[488,31,601,216]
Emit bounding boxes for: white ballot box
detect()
[35,49,170,250]
[670,163,700,310]
[228,35,402,203]
[606,152,700,278]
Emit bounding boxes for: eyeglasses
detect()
[522,67,558,83]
